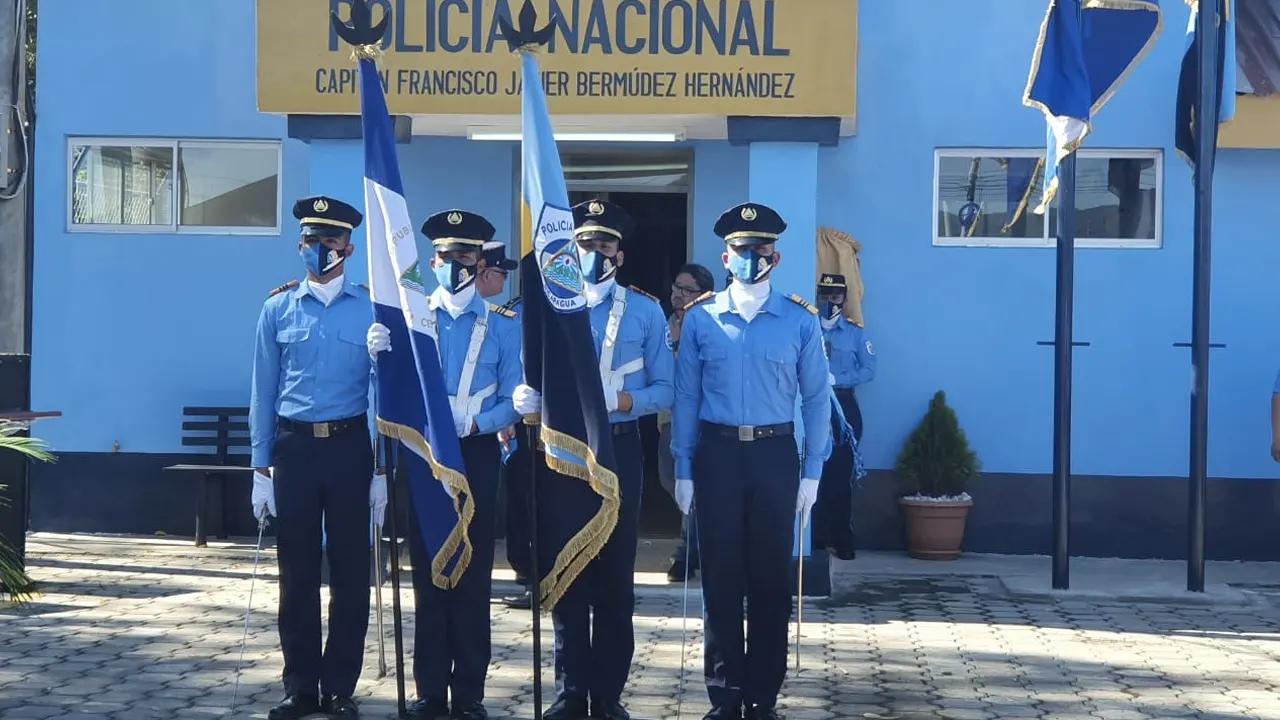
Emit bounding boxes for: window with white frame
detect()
[933,148,1162,248]
[68,139,282,233]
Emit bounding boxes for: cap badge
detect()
[447,212,463,225]
[588,201,605,216]
[313,198,329,213]
[741,206,758,222]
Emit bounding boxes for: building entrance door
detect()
[564,149,691,539]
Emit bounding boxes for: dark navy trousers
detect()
[814,390,860,557]
[502,423,534,581]
[547,429,643,706]
[272,423,373,699]
[693,431,799,713]
[407,434,501,706]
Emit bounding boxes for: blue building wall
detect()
[28,0,1280,556]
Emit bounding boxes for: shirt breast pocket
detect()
[337,326,370,364]
[765,344,799,397]
[611,320,646,373]
[277,327,316,374]
[698,345,729,394]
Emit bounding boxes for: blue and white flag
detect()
[352,47,474,590]
[503,12,621,609]
[1175,0,1237,168]
[1023,0,1164,212]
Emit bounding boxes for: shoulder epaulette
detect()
[682,291,714,312]
[788,294,818,315]
[489,303,517,319]
[269,280,299,297]
[627,285,660,303]
[501,296,522,311]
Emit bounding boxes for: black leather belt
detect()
[701,421,794,442]
[834,387,856,399]
[278,415,366,438]
[612,421,639,436]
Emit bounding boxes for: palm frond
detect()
[0,419,54,604]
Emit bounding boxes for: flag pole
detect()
[1051,142,1077,592]
[1188,0,1222,594]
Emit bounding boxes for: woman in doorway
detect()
[659,263,716,582]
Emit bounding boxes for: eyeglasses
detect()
[671,282,701,295]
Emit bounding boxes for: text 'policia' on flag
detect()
[1022,0,1164,213]
[1175,0,1238,168]
[501,3,622,610]
[350,20,475,590]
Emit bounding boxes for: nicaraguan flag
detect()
[358,54,473,590]
[1175,0,1237,168]
[516,49,621,610]
[1023,0,1164,213]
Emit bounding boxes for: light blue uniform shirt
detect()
[250,280,374,468]
[428,289,522,436]
[587,284,675,423]
[824,317,876,388]
[1273,367,1280,393]
[672,289,832,480]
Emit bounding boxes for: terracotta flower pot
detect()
[899,496,972,561]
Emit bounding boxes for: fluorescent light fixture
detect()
[467,130,682,142]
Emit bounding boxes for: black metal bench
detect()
[163,406,253,546]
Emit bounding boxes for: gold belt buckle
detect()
[314,422,331,439]
[738,425,755,442]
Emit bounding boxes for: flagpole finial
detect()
[331,0,391,62]
[497,0,557,54]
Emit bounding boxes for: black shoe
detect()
[268,694,322,720]
[514,573,530,586]
[745,707,780,720]
[407,698,450,720]
[702,708,742,720]
[544,695,589,720]
[451,701,488,720]
[590,699,633,719]
[324,695,361,718]
[502,588,533,609]
[667,560,697,583]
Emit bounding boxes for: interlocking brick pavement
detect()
[5,537,1280,720]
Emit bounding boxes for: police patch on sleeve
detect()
[865,340,875,356]
[664,323,674,351]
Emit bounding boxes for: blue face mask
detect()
[301,242,345,278]
[433,259,476,294]
[579,250,618,285]
[727,250,774,284]
[822,301,843,321]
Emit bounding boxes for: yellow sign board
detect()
[257,0,858,117]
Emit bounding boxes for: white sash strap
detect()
[451,307,490,430]
[451,383,497,437]
[598,287,646,393]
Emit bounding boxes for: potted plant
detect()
[894,391,978,560]
[0,420,55,603]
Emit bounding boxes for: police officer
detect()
[512,199,674,720]
[812,273,875,560]
[475,241,536,609]
[367,210,522,720]
[671,203,831,720]
[250,195,386,720]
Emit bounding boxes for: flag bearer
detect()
[250,195,387,720]
[512,199,674,720]
[476,241,536,610]
[671,202,831,720]
[812,273,876,560]
[366,210,523,720]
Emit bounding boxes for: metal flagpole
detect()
[794,513,804,670]
[383,438,409,718]
[675,504,694,720]
[228,513,269,718]
[525,420,544,720]
[1188,0,1222,593]
[1049,1,1085,593]
[373,514,388,678]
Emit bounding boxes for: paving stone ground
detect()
[5,537,1280,720]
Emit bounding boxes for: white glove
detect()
[797,478,820,527]
[514,384,542,415]
[367,322,391,356]
[675,479,694,515]
[370,472,388,527]
[605,390,620,413]
[828,372,837,386]
[251,469,277,520]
